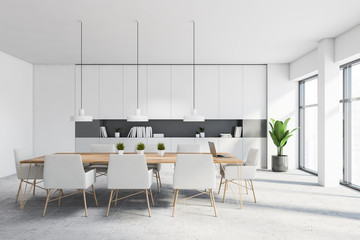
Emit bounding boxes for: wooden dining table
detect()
[19,152,244,210]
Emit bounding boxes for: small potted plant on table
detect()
[114,128,121,138]
[116,143,125,155]
[136,142,145,155]
[269,118,298,172]
[195,131,200,138]
[157,143,165,157]
[199,127,205,138]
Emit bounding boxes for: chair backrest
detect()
[177,144,201,153]
[245,148,259,166]
[173,154,216,189]
[14,148,33,167]
[91,144,116,153]
[44,154,86,189]
[107,154,150,189]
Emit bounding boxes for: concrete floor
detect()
[0,165,360,240]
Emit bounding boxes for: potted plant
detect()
[199,127,205,138]
[116,143,125,155]
[136,142,145,154]
[195,131,200,138]
[269,118,298,172]
[114,128,121,138]
[157,143,165,157]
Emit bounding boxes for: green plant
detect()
[137,142,145,151]
[196,131,199,134]
[269,118,298,156]
[114,127,121,133]
[116,143,125,150]
[157,143,165,151]
[199,127,205,132]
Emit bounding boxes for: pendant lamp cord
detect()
[192,20,195,109]
[136,20,139,110]
[80,20,83,109]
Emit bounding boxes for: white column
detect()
[317,39,341,187]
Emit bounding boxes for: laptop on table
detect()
[208,141,231,158]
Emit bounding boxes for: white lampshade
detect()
[183,109,205,122]
[71,109,93,122]
[127,109,149,122]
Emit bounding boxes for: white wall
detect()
[335,24,360,65]
[267,64,299,169]
[33,65,75,156]
[289,49,318,81]
[0,51,33,178]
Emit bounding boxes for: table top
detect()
[20,152,243,164]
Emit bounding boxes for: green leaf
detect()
[283,118,290,131]
[269,131,280,147]
[269,122,274,130]
[280,134,293,147]
[274,121,285,142]
[289,127,299,134]
[270,118,276,125]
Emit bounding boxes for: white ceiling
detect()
[1,0,360,64]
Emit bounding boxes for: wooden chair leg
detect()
[149,188,155,207]
[82,190,88,217]
[210,189,218,217]
[250,180,257,203]
[155,172,160,193]
[92,185,98,207]
[218,176,223,195]
[158,172,162,187]
[114,190,119,207]
[42,189,50,217]
[15,180,23,203]
[222,180,228,203]
[245,179,248,194]
[33,179,36,195]
[172,189,179,217]
[145,189,151,217]
[58,189,62,207]
[106,190,114,217]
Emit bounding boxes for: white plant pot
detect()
[158,150,165,157]
[115,132,120,138]
[200,132,205,138]
[118,150,124,155]
[195,134,200,138]
[137,150,144,155]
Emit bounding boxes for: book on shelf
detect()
[100,126,108,138]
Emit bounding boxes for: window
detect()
[342,61,360,189]
[299,76,318,174]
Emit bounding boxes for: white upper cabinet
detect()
[123,65,137,118]
[171,65,193,119]
[99,65,123,119]
[219,65,243,119]
[195,65,219,119]
[147,66,171,119]
[242,65,267,119]
[76,65,100,119]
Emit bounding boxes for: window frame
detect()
[299,75,318,175]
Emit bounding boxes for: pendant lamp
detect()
[127,20,149,122]
[183,20,205,122]
[71,20,93,122]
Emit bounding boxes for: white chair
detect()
[88,144,117,177]
[143,144,162,193]
[14,148,44,203]
[219,148,259,207]
[176,144,201,153]
[42,154,98,217]
[174,144,201,170]
[172,154,217,217]
[106,154,154,217]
